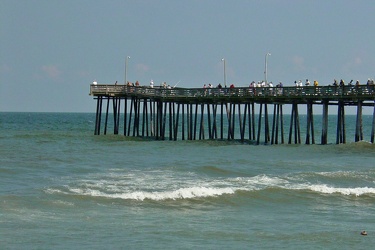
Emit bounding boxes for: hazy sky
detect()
[1,0,374,112]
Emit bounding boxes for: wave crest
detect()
[308,185,375,197]
[67,186,236,201]
[45,170,375,201]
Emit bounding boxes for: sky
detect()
[1,0,374,113]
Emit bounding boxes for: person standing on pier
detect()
[366,78,374,93]
[277,82,283,95]
[295,81,300,95]
[339,79,345,87]
[313,80,319,95]
[366,78,374,86]
[339,79,345,95]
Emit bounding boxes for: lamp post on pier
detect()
[264,52,271,84]
[125,56,130,84]
[221,58,227,88]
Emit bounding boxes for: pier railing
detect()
[90,84,375,103]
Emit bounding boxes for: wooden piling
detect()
[123,97,127,136]
[371,101,375,143]
[94,96,102,135]
[355,100,363,142]
[212,104,218,139]
[256,103,263,145]
[271,104,284,144]
[305,101,315,144]
[336,101,346,144]
[288,103,301,144]
[264,104,270,144]
[251,102,256,140]
[321,101,329,145]
[104,97,109,135]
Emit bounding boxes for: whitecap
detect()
[66,186,236,201]
[308,185,375,197]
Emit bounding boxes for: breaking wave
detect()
[45,169,375,201]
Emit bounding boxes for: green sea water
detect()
[1,112,374,249]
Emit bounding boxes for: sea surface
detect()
[1,112,374,249]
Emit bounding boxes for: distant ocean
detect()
[1,112,374,249]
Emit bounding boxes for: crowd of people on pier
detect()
[100,77,375,92]
[92,77,375,98]
[192,77,375,97]
[124,80,174,89]
[328,78,375,87]
[196,77,375,91]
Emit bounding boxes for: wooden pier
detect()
[90,84,375,144]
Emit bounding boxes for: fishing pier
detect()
[90,84,375,144]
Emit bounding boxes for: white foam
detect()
[45,188,69,195]
[308,185,375,197]
[52,200,74,206]
[249,174,289,186]
[46,171,375,201]
[67,186,236,201]
[232,175,375,197]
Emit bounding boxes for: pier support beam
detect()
[227,103,232,140]
[104,97,110,135]
[173,103,180,141]
[251,102,256,141]
[212,104,218,139]
[207,103,212,139]
[231,103,236,140]
[199,104,205,140]
[255,103,270,144]
[168,102,173,140]
[264,104,270,144]
[256,103,263,145]
[336,101,346,144]
[271,104,284,144]
[112,97,120,135]
[123,97,128,136]
[305,101,315,144]
[355,100,363,142]
[94,96,103,135]
[321,101,329,145]
[288,103,301,144]
[181,104,185,140]
[240,102,246,142]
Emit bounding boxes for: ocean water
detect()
[1,112,374,249]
